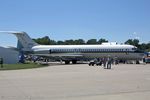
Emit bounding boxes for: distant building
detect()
[0,46,19,64]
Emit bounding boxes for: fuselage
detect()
[31,43,144,61]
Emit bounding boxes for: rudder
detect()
[13,32,38,51]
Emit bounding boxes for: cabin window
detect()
[78,49,80,52]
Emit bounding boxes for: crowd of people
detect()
[89,57,119,69]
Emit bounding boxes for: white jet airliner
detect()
[0,31,144,64]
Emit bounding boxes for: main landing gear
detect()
[65,60,77,64]
[65,61,70,64]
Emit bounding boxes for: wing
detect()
[31,53,83,57]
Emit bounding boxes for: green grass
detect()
[0,62,48,70]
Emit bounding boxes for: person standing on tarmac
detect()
[103,57,107,69]
[107,57,112,69]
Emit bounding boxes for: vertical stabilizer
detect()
[0,31,38,51]
[12,32,38,51]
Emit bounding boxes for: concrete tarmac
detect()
[0,64,150,100]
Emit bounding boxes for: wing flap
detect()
[31,53,83,57]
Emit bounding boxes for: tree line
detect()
[33,36,108,45]
[33,36,150,51]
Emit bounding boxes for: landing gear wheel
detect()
[65,61,70,64]
[72,60,77,64]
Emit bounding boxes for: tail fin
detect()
[13,31,38,51]
[0,31,38,51]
